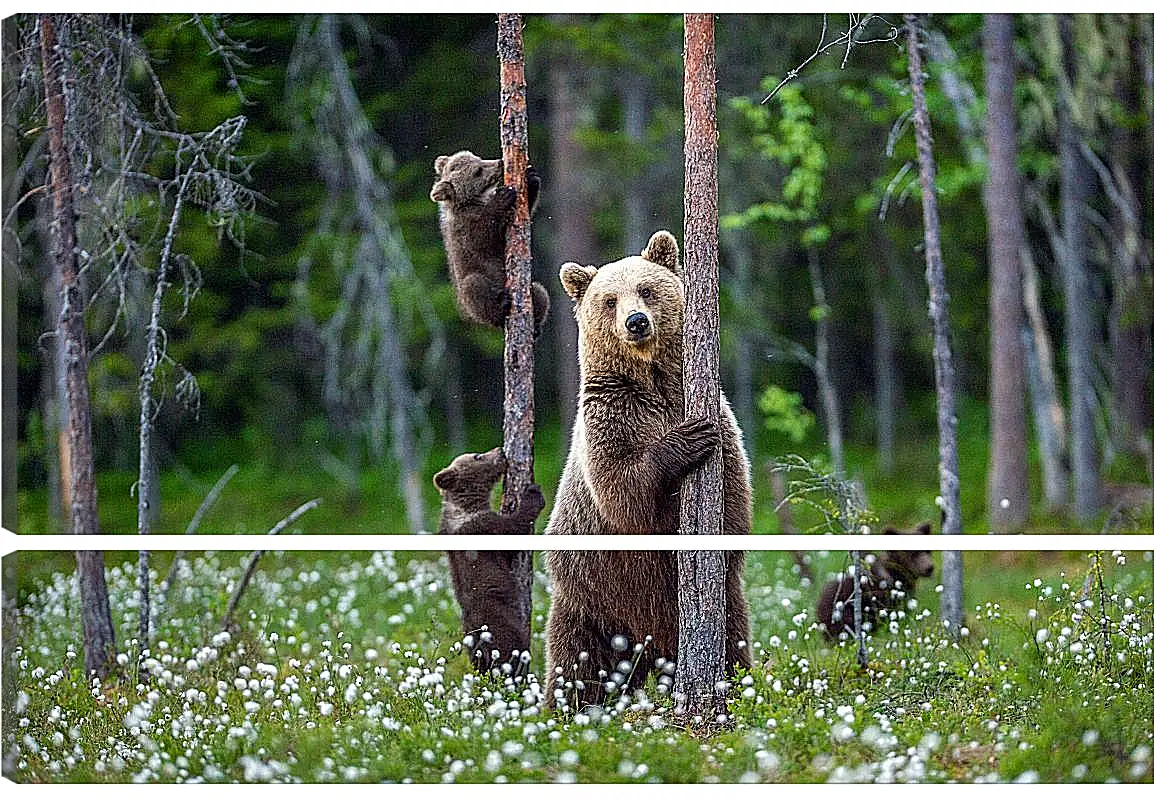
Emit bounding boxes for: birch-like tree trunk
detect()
[905,14,963,631]
[983,13,1029,532]
[807,248,844,479]
[496,13,536,663]
[1058,14,1101,522]
[675,12,727,723]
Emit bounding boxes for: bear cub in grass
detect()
[430,150,550,336]
[434,448,545,673]
[544,230,753,710]
[816,522,935,641]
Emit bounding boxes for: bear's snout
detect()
[625,311,651,340]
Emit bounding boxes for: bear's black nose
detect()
[625,312,651,336]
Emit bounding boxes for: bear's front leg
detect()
[653,415,720,485]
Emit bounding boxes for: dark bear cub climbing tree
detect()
[496,12,536,671]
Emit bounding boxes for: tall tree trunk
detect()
[1058,14,1101,522]
[622,76,652,254]
[1107,18,1152,462]
[983,13,1029,531]
[547,19,590,441]
[1021,243,1070,510]
[905,14,963,631]
[41,13,117,676]
[676,13,727,723]
[496,13,536,664]
[872,264,897,477]
[807,248,844,479]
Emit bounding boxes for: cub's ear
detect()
[434,155,449,175]
[560,262,598,302]
[642,230,680,274]
[429,180,454,202]
[433,468,456,492]
[915,521,932,535]
[881,526,898,535]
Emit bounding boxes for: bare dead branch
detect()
[761,14,901,104]
[221,498,321,630]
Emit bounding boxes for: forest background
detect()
[5,13,1152,535]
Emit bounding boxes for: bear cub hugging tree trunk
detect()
[816,523,936,641]
[430,150,550,336]
[544,230,753,711]
[434,448,545,673]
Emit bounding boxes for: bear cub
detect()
[544,230,753,710]
[430,150,550,336]
[816,522,935,641]
[434,447,545,673]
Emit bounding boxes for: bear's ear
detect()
[915,521,932,535]
[433,467,457,492]
[560,262,597,302]
[641,230,680,274]
[430,180,454,202]
[881,526,898,535]
[434,155,449,175]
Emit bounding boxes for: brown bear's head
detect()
[430,150,504,205]
[881,521,935,578]
[560,230,683,364]
[433,447,507,499]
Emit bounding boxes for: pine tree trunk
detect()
[41,13,117,677]
[905,14,964,631]
[675,12,727,723]
[983,13,1029,531]
[496,13,536,664]
[1058,14,1101,522]
[547,20,590,440]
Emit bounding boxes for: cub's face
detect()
[433,447,506,498]
[430,151,503,205]
[882,522,935,578]
[560,231,683,362]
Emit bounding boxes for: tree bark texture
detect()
[42,14,117,677]
[676,13,727,723]
[40,14,99,538]
[906,15,963,629]
[547,19,590,440]
[496,13,535,662]
[1058,14,1101,522]
[983,13,1029,532]
[75,550,117,678]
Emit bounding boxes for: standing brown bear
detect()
[816,523,935,641]
[544,230,753,710]
[430,150,550,335]
[434,448,545,673]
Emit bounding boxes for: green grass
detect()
[15,397,1151,535]
[4,549,1151,783]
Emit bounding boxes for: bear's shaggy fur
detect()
[543,230,753,710]
[434,447,545,673]
[816,522,935,641]
[430,150,550,336]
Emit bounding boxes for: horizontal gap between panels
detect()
[2,531,1151,555]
